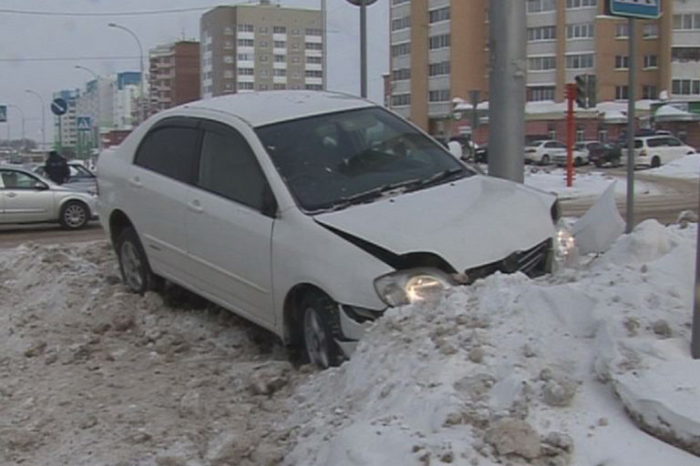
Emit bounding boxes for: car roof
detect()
[177,90,376,127]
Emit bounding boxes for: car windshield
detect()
[256,107,472,213]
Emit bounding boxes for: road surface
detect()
[0,222,106,248]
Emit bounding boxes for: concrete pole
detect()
[488,0,526,183]
[322,0,327,90]
[693,183,700,358]
[360,1,368,98]
[625,18,637,234]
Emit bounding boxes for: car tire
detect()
[115,227,162,295]
[301,292,344,369]
[541,154,550,165]
[574,156,583,167]
[594,160,603,168]
[651,156,661,168]
[59,201,89,230]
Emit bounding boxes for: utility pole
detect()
[625,18,636,234]
[488,0,526,183]
[345,0,377,98]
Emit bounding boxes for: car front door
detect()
[185,119,275,327]
[127,118,202,281]
[0,169,55,223]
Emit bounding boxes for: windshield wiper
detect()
[417,167,465,189]
[314,179,422,213]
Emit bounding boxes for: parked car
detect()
[97,91,571,368]
[33,161,98,194]
[474,145,488,163]
[552,144,588,167]
[621,135,696,167]
[583,142,622,168]
[0,164,97,229]
[524,140,568,165]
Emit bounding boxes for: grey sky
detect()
[0,0,388,144]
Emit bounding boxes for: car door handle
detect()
[188,200,203,213]
[6,192,17,198]
[129,177,142,188]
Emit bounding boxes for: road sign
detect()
[609,0,660,19]
[0,105,6,122]
[345,0,378,6]
[51,98,68,116]
[77,116,92,132]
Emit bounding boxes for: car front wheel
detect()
[541,154,550,165]
[301,292,344,369]
[116,227,161,294]
[651,156,661,168]
[59,201,89,229]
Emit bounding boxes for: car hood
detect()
[314,175,556,271]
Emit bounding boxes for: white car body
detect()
[0,164,97,228]
[97,91,559,361]
[525,140,569,165]
[621,135,696,167]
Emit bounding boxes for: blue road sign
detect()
[609,0,661,19]
[51,98,68,116]
[0,105,6,122]
[77,116,92,132]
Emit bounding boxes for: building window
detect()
[615,55,629,69]
[392,16,411,31]
[428,61,450,77]
[274,83,287,90]
[260,55,269,62]
[224,27,234,35]
[259,40,269,47]
[237,24,254,32]
[305,42,323,50]
[259,26,269,33]
[643,23,659,38]
[237,53,253,61]
[566,0,597,8]
[392,94,411,106]
[224,56,234,64]
[599,130,608,142]
[672,79,700,95]
[528,86,555,101]
[672,47,700,62]
[274,40,286,48]
[392,0,410,4]
[566,23,594,39]
[428,89,450,102]
[274,69,287,77]
[566,53,594,69]
[576,129,584,142]
[642,85,657,99]
[392,68,411,80]
[274,55,286,63]
[429,7,450,23]
[237,68,254,75]
[527,0,556,13]
[224,71,233,78]
[305,28,322,36]
[259,84,268,91]
[428,34,450,50]
[391,42,411,57]
[306,56,322,64]
[291,56,301,63]
[643,55,657,69]
[528,55,556,71]
[224,40,234,50]
[673,14,700,31]
[273,26,287,34]
[305,84,323,90]
[527,26,556,41]
[305,70,323,78]
[238,82,254,90]
[615,22,629,38]
[615,85,628,100]
[237,39,254,47]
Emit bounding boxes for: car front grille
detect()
[464,238,552,283]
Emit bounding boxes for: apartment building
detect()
[149,41,201,114]
[113,72,143,130]
[53,89,79,151]
[200,0,324,99]
[389,0,698,137]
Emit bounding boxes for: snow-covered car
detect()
[97,91,571,368]
[0,164,97,229]
[621,135,696,167]
[33,161,98,194]
[524,140,568,165]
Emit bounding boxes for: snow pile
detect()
[646,153,700,180]
[283,220,699,465]
[524,167,662,200]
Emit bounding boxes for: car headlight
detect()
[374,268,454,307]
[554,223,575,261]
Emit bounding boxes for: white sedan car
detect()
[97,91,572,368]
[0,165,97,229]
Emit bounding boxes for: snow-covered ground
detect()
[1,221,699,465]
[646,154,700,180]
[524,167,663,200]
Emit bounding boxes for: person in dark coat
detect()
[44,151,70,184]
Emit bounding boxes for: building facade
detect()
[113,71,143,130]
[389,0,699,139]
[200,0,324,99]
[53,89,79,152]
[149,41,201,114]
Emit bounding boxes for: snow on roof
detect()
[454,99,658,116]
[655,104,700,122]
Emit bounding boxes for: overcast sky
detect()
[0,0,389,144]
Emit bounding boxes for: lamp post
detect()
[24,89,46,151]
[108,22,145,124]
[7,104,25,150]
[75,65,102,153]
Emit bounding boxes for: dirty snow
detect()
[646,154,700,180]
[1,221,699,465]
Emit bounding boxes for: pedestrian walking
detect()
[44,150,70,184]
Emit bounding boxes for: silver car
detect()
[0,165,97,229]
[32,162,98,194]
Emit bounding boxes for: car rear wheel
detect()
[301,292,344,369]
[541,154,550,165]
[59,201,89,229]
[116,227,162,295]
[574,156,583,167]
[651,156,661,168]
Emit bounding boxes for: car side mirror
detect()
[447,141,463,159]
[33,181,49,190]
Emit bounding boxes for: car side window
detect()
[134,125,201,183]
[197,122,269,212]
[1,170,39,189]
[667,138,682,147]
[647,138,665,148]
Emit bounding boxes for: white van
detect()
[622,135,695,167]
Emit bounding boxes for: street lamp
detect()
[24,89,46,151]
[75,65,102,152]
[108,22,146,124]
[7,104,26,150]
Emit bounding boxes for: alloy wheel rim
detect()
[64,204,86,228]
[120,242,144,290]
[304,307,329,368]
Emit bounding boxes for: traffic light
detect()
[574,74,597,109]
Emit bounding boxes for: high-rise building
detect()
[200,0,324,98]
[113,72,143,130]
[149,41,201,114]
[389,0,698,137]
[53,89,80,151]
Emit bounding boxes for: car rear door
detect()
[127,117,202,281]
[0,169,55,223]
[185,119,275,327]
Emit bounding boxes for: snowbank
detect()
[524,168,662,200]
[283,220,700,465]
[646,154,700,180]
